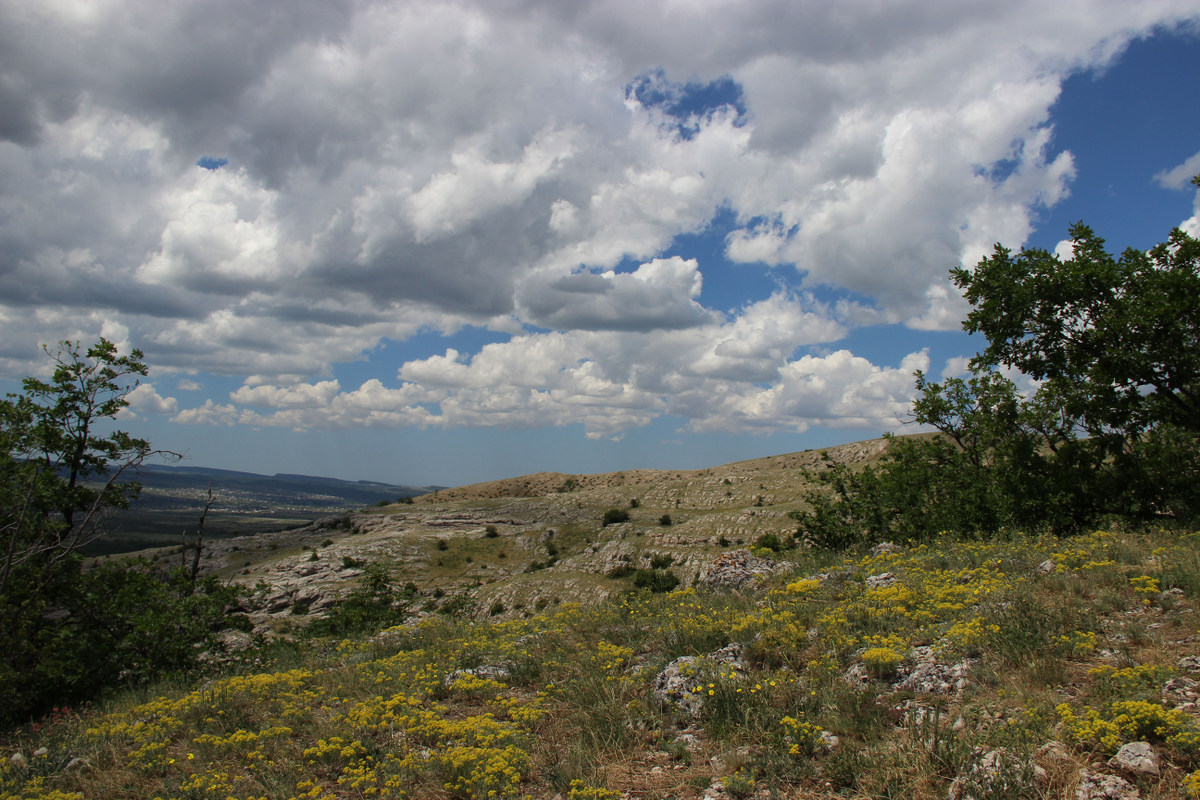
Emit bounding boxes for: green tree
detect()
[0,339,236,726]
[308,563,408,637]
[951,222,1200,439]
[1,339,159,594]
[798,197,1200,546]
[951,218,1200,522]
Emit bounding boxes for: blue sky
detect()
[1,2,1198,487]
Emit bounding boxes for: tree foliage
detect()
[952,223,1200,439]
[1,339,157,594]
[798,209,1200,548]
[0,339,237,726]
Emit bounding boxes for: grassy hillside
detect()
[4,442,1200,799]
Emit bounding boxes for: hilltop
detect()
[123,436,893,633]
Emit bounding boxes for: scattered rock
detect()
[707,642,748,669]
[1158,587,1186,603]
[844,645,974,694]
[1038,559,1057,574]
[443,664,512,687]
[865,572,896,589]
[806,567,854,588]
[698,550,778,591]
[1108,742,1159,777]
[652,644,747,716]
[217,629,254,653]
[896,700,940,727]
[840,661,871,690]
[870,542,902,557]
[895,646,975,694]
[653,656,706,716]
[1163,676,1200,710]
[949,748,1043,800]
[1036,741,1073,766]
[1178,655,1200,675]
[1075,768,1141,800]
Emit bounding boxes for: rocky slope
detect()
[129,436,895,638]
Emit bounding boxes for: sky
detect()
[1,1,1199,488]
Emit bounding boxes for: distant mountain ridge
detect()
[84,464,445,556]
[132,463,443,505]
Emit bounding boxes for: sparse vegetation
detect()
[2,528,1198,799]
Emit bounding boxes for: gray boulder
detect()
[1075,769,1141,800]
[699,550,777,591]
[1107,742,1159,777]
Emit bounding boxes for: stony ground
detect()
[126,437,893,639]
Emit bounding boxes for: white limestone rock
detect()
[1108,742,1159,777]
[1075,768,1141,800]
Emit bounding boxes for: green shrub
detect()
[307,563,406,637]
[0,559,240,726]
[632,569,679,593]
[659,515,672,526]
[754,533,786,552]
[289,599,312,615]
[602,509,630,526]
[437,595,476,617]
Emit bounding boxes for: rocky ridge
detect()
[131,436,897,635]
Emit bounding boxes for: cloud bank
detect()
[2,0,1198,440]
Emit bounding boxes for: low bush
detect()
[632,568,679,593]
[602,509,630,526]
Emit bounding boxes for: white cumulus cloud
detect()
[2,0,1197,443]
